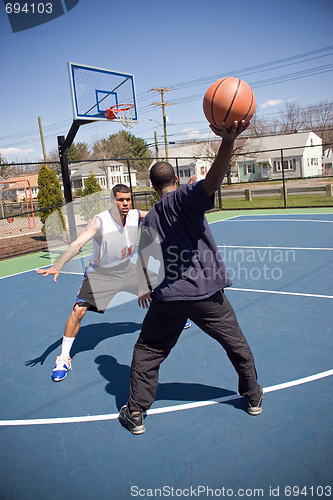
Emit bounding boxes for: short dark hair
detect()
[112,184,131,197]
[149,162,176,191]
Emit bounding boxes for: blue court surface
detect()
[0,210,332,499]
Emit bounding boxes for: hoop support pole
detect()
[58,120,93,242]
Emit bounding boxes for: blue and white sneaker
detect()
[52,356,72,382]
[184,320,191,329]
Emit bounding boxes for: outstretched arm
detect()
[138,210,149,225]
[36,217,100,282]
[203,121,249,197]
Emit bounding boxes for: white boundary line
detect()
[0,253,87,280]
[0,369,332,427]
[222,218,333,223]
[1,230,43,240]
[227,287,333,299]
[60,271,84,276]
[218,245,333,251]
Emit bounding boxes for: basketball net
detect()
[105,104,134,128]
[117,109,134,128]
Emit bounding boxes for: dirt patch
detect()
[0,233,49,260]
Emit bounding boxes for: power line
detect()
[163,45,333,90]
[2,46,332,153]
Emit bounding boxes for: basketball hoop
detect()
[105,104,134,128]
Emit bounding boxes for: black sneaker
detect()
[246,386,264,415]
[119,405,145,434]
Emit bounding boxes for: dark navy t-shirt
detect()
[140,180,232,301]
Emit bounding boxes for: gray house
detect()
[236,131,322,182]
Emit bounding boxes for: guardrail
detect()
[220,184,333,200]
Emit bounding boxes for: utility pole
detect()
[154,131,159,159]
[38,116,47,163]
[152,88,172,161]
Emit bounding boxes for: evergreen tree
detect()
[82,172,102,196]
[80,172,106,223]
[37,165,66,237]
[67,142,91,162]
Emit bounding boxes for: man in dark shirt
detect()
[119,120,263,434]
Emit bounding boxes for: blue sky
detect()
[0,0,332,163]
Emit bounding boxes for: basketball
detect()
[203,77,256,130]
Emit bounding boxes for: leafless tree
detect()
[279,101,303,134]
[302,101,333,147]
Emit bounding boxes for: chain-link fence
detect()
[1,142,332,260]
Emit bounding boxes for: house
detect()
[157,143,216,183]
[322,148,333,177]
[236,131,323,182]
[105,160,137,189]
[1,173,39,201]
[69,160,137,192]
[70,163,107,191]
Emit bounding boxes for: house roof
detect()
[70,163,107,179]
[70,160,136,178]
[2,173,39,188]
[158,142,215,167]
[237,131,322,161]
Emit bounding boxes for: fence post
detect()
[244,189,252,201]
[126,160,134,208]
[280,148,287,208]
[326,184,333,197]
[217,188,222,209]
[58,135,77,241]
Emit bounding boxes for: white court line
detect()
[218,245,333,251]
[60,271,84,276]
[0,253,88,280]
[223,218,333,223]
[1,230,43,240]
[0,369,332,427]
[228,287,333,299]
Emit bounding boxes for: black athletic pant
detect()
[128,290,261,413]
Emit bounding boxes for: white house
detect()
[105,160,137,189]
[157,143,216,183]
[69,160,137,191]
[236,131,323,182]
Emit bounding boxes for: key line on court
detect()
[0,369,332,427]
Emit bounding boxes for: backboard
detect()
[68,62,138,123]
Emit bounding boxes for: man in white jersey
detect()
[37,184,155,382]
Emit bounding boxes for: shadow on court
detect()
[94,354,245,412]
[25,321,142,367]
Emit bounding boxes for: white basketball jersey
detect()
[89,209,141,268]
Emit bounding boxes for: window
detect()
[274,159,295,171]
[307,158,319,167]
[111,176,121,184]
[244,164,255,174]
